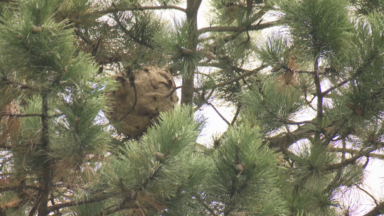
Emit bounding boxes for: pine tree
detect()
[1,0,384,216]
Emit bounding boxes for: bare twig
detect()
[0,185,40,193]
[47,194,117,212]
[111,6,154,49]
[198,20,284,34]
[207,103,230,125]
[356,185,379,206]
[314,58,323,141]
[230,105,241,125]
[321,80,349,96]
[166,86,182,97]
[327,147,384,159]
[324,147,377,171]
[194,65,267,91]
[195,194,217,216]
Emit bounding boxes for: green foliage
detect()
[154,20,201,77]
[205,123,288,215]
[50,93,111,168]
[97,105,208,214]
[351,0,384,15]
[0,0,73,83]
[240,78,304,132]
[255,35,290,67]
[281,0,354,59]
[1,0,384,215]
[210,0,267,26]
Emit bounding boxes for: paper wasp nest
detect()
[106,66,179,137]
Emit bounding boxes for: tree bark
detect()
[37,93,51,216]
[181,0,202,105]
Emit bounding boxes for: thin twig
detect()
[324,147,377,171]
[234,67,253,90]
[195,194,217,216]
[321,80,349,96]
[230,105,241,125]
[198,20,283,34]
[111,5,154,49]
[207,103,230,125]
[327,147,384,159]
[47,194,117,212]
[356,185,379,206]
[194,65,267,91]
[166,86,182,97]
[0,185,41,193]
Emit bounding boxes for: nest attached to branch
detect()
[106,66,179,137]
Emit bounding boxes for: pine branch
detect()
[327,147,384,159]
[37,93,51,216]
[181,0,202,105]
[74,29,91,45]
[283,120,317,125]
[323,138,348,193]
[111,7,154,49]
[297,70,316,74]
[321,118,349,146]
[1,79,34,90]
[321,50,380,98]
[230,105,241,125]
[356,185,379,206]
[198,20,283,34]
[29,195,40,216]
[195,194,217,216]
[166,86,182,97]
[0,185,40,193]
[234,66,253,90]
[194,65,267,91]
[99,164,166,215]
[92,5,186,16]
[224,173,253,215]
[207,102,230,125]
[0,142,12,149]
[47,194,117,212]
[324,147,377,171]
[314,58,323,141]
[265,125,316,151]
[99,206,143,216]
[321,79,349,96]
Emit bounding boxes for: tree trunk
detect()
[37,93,51,216]
[181,0,202,104]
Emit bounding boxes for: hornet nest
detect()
[106,66,179,137]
